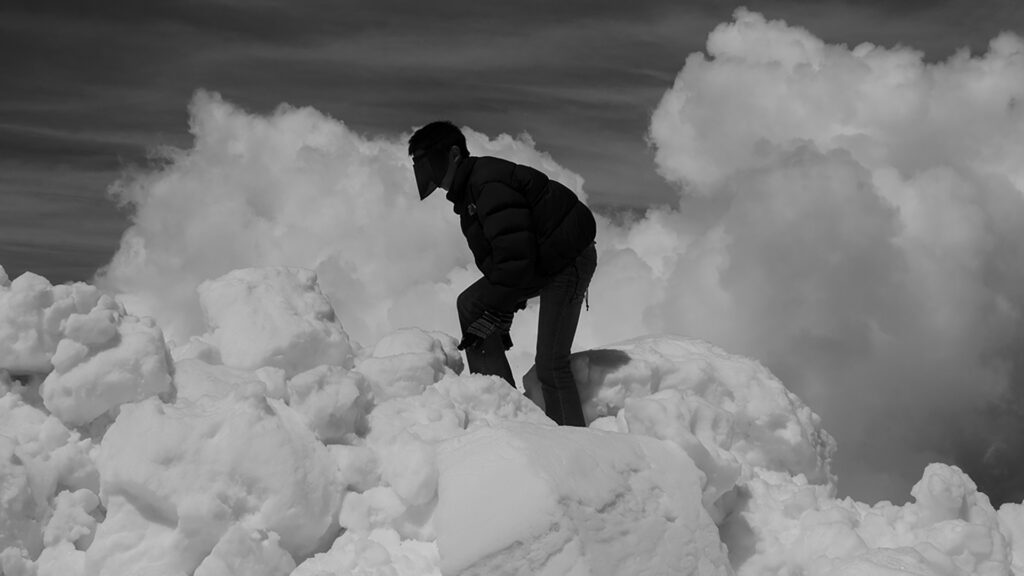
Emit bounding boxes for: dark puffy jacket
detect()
[446,156,597,311]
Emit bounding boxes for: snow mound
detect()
[524,336,834,522]
[0,272,103,373]
[527,336,835,480]
[726,463,1013,575]
[292,529,439,576]
[172,358,287,403]
[4,265,1023,576]
[354,327,464,401]
[87,395,341,575]
[286,365,371,444]
[0,392,99,570]
[434,421,732,576]
[197,267,354,376]
[40,295,172,427]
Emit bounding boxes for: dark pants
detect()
[457,244,597,426]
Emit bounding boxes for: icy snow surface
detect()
[1,265,1023,576]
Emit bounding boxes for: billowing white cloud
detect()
[638,8,1024,501]
[98,9,1024,503]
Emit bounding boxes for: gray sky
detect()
[2,0,1021,282]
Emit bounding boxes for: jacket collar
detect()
[445,156,476,214]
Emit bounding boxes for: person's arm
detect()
[474,180,536,311]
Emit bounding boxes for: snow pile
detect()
[0,266,172,429]
[195,267,354,376]
[86,394,340,576]
[0,268,104,374]
[434,422,730,576]
[0,392,99,576]
[40,296,171,428]
[2,264,1024,576]
[525,336,835,518]
[725,464,1015,576]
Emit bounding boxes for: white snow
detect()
[197,267,354,376]
[725,464,1014,575]
[87,394,341,575]
[40,295,172,428]
[0,272,102,374]
[2,264,1024,576]
[433,422,731,576]
[524,336,835,520]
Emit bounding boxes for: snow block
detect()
[41,297,172,428]
[197,267,353,376]
[172,358,287,403]
[728,464,1012,576]
[286,365,371,443]
[355,328,463,401]
[0,272,102,373]
[292,529,440,576]
[87,395,341,575]
[524,336,835,486]
[434,421,732,576]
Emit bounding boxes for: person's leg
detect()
[535,244,597,426]
[457,277,515,386]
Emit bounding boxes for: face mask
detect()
[413,151,438,200]
[412,136,458,200]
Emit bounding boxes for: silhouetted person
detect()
[409,121,597,426]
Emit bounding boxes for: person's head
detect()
[408,121,469,200]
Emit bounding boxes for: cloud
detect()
[638,8,1024,502]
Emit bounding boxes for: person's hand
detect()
[458,310,513,351]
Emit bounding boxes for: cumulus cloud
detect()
[638,8,1024,502]
[98,9,1024,504]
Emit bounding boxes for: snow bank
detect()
[3,264,1022,576]
[725,464,1014,576]
[0,392,99,571]
[197,267,354,376]
[354,327,463,401]
[434,422,731,576]
[40,295,172,428]
[0,269,172,429]
[0,271,102,374]
[525,336,835,518]
[87,395,341,575]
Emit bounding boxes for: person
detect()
[408,121,597,427]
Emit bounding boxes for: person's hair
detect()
[408,121,469,158]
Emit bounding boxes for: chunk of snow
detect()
[998,503,1024,575]
[43,489,100,548]
[725,464,1011,576]
[172,358,287,402]
[286,365,370,443]
[0,435,44,559]
[87,395,341,575]
[41,303,172,427]
[0,273,102,373]
[0,393,98,560]
[525,336,835,485]
[292,529,440,576]
[434,421,732,576]
[193,525,296,576]
[197,267,353,376]
[354,328,462,401]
